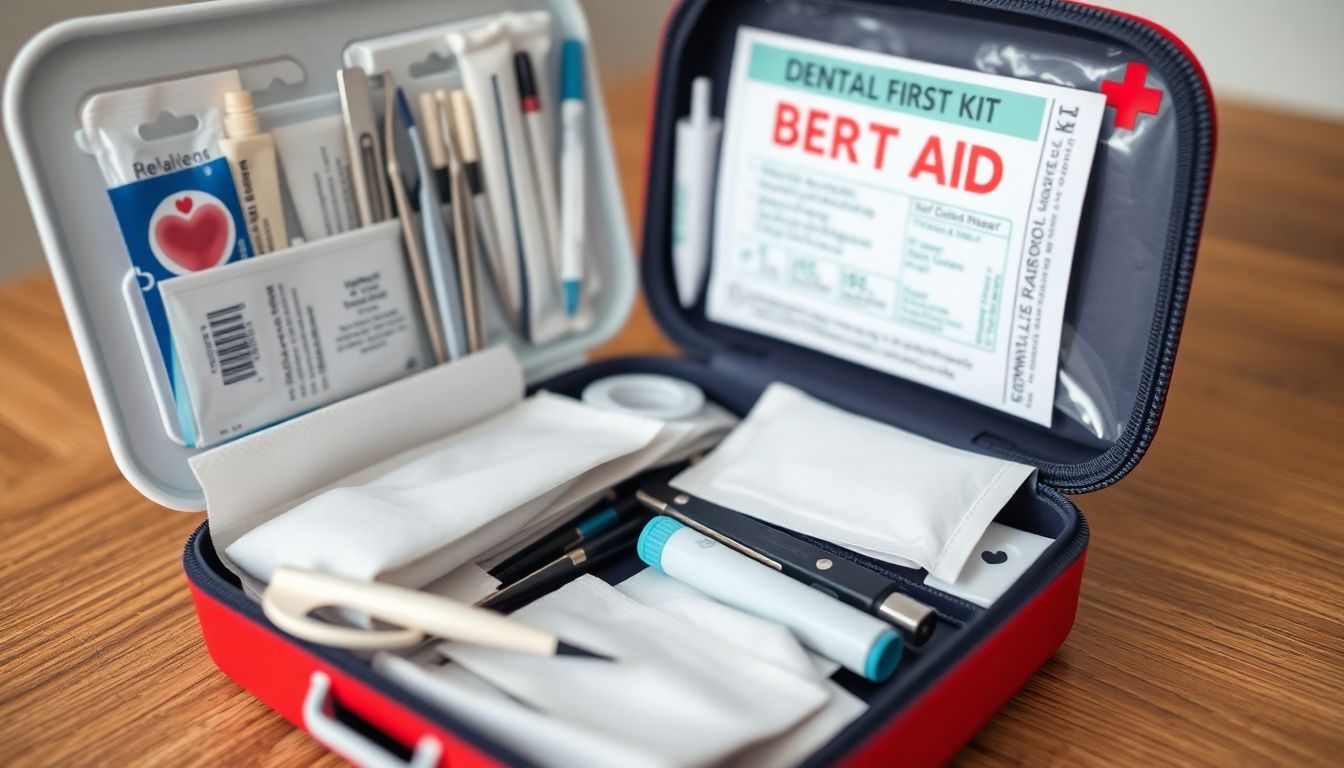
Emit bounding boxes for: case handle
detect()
[303,671,442,768]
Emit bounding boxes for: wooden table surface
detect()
[2,77,1342,766]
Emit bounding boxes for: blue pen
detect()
[395,86,469,359]
[559,40,587,316]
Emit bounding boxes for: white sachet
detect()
[673,383,1035,582]
[225,393,663,588]
[438,575,830,767]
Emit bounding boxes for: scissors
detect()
[262,566,611,660]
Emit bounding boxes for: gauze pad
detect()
[194,345,524,584]
[617,569,868,768]
[376,654,654,768]
[377,570,862,768]
[673,383,1034,582]
[225,393,663,588]
[439,575,829,767]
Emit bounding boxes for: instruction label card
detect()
[160,223,428,447]
[708,28,1105,425]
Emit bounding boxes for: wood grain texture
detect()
[2,77,1342,766]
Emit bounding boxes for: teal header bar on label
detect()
[747,42,1047,141]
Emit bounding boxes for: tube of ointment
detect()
[272,114,360,241]
[220,90,288,254]
[80,70,254,429]
[159,221,430,447]
[673,77,722,308]
[638,516,903,683]
[449,17,562,344]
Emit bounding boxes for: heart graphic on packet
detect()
[153,197,232,272]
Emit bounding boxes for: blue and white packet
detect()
[81,70,254,443]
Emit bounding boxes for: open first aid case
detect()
[5,0,1213,765]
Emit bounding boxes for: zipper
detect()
[959,0,1214,493]
[652,0,1214,496]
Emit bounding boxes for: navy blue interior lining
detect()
[540,355,1082,716]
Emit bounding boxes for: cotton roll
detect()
[581,374,705,421]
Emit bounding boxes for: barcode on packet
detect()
[205,303,257,386]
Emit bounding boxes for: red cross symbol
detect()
[1100,62,1162,130]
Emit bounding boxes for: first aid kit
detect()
[5,0,1213,765]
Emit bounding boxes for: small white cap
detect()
[222,90,261,137]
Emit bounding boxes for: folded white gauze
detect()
[376,654,655,768]
[471,396,738,572]
[438,575,830,768]
[225,394,664,588]
[376,570,862,768]
[195,346,526,583]
[673,383,1035,582]
[617,569,868,768]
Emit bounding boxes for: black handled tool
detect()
[491,494,642,584]
[636,481,938,644]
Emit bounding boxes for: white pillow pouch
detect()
[672,383,1035,582]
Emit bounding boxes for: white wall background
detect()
[0,0,1340,279]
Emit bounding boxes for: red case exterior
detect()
[187,545,1087,767]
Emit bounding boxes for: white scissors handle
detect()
[262,567,561,655]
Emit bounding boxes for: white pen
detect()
[559,40,587,316]
[673,77,722,309]
[514,51,565,312]
[264,567,612,660]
